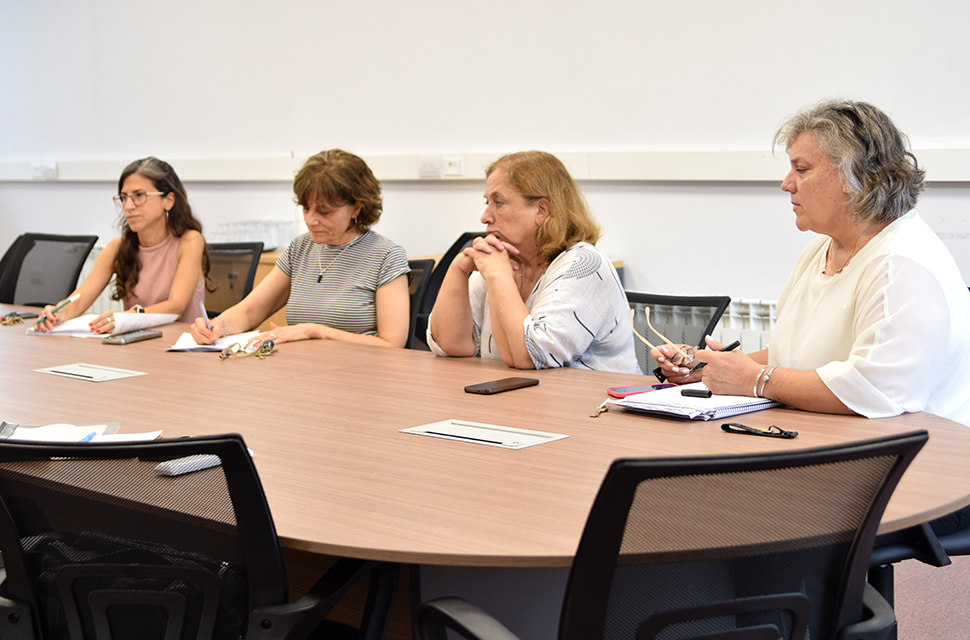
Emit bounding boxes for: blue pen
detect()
[199,299,215,345]
[79,431,97,443]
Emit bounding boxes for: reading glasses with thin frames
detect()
[112,191,165,210]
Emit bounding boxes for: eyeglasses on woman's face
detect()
[112,191,165,210]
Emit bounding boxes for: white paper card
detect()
[35,363,147,382]
[401,420,568,450]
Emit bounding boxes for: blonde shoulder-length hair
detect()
[486,151,600,263]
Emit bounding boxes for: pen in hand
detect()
[35,293,80,326]
[689,339,742,373]
[199,299,215,345]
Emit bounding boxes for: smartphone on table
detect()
[607,383,677,398]
[464,377,540,395]
[102,329,163,345]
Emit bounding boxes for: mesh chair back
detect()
[0,234,98,306]
[0,434,286,640]
[205,242,264,317]
[411,232,483,351]
[626,292,730,376]
[407,259,436,349]
[559,431,927,640]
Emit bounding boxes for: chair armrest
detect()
[839,583,896,640]
[415,596,523,640]
[870,522,950,567]
[246,557,374,640]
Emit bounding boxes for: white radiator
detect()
[710,298,776,353]
[77,246,124,315]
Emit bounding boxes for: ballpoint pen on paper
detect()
[689,340,742,373]
[199,299,215,345]
[35,293,80,325]
[79,431,97,443]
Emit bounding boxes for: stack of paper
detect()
[27,313,177,338]
[609,382,781,420]
[0,421,162,442]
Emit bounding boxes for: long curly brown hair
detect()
[112,157,210,302]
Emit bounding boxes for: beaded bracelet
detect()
[753,366,769,398]
[759,366,777,398]
[214,315,229,338]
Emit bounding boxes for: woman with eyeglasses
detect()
[428,151,638,373]
[36,157,209,333]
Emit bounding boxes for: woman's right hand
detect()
[190,316,223,344]
[35,303,64,332]
[650,343,701,384]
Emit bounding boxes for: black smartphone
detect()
[464,377,539,395]
[102,329,163,345]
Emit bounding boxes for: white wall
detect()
[2,0,969,301]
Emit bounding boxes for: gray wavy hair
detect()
[774,100,925,223]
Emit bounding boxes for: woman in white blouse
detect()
[653,100,970,427]
[428,151,637,374]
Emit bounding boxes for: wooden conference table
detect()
[2,304,970,568]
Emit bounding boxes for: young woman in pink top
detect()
[37,157,209,332]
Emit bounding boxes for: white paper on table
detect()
[26,313,177,338]
[34,363,148,382]
[168,331,260,352]
[2,422,161,443]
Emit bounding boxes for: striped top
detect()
[277,230,409,335]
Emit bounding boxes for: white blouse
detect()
[769,211,970,426]
[429,242,639,374]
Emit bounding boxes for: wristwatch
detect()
[132,305,145,313]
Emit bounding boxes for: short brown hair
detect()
[293,150,383,231]
[486,151,600,263]
[774,100,925,223]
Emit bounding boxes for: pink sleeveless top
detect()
[125,233,205,322]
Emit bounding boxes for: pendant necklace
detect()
[316,233,362,283]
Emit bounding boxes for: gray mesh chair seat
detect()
[205,242,264,318]
[0,234,98,306]
[416,431,927,640]
[0,434,396,640]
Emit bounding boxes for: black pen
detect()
[689,340,741,373]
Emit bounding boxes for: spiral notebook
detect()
[609,382,781,420]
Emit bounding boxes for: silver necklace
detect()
[315,233,362,283]
[317,244,345,283]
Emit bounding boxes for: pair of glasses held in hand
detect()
[219,338,276,360]
[629,308,740,382]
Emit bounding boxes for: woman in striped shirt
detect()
[190,150,410,347]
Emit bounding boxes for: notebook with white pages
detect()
[609,382,781,420]
[168,331,260,352]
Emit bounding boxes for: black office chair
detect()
[205,242,264,318]
[0,233,98,306]
[407,259,436,349]
[626,292,731,377]
[868,519,970,638]
[416,431,927,640]
[410,232,483,351]
[0,433,396,640]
